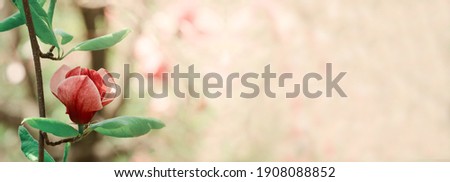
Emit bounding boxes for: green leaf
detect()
[13,0,59,47]
[54,29,73,45]
[1,0,46,32]
[47,0,56,25]
[0,12,25,32]
[90,116,165,138]
[64,29,130,58]
[37,0,48,6]
[73,29,131,51]
[22,118,79,138]
[63,142,70,162]
[18,126,55,162]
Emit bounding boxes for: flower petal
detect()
[56,75,103,123]
[65,66,87,78]
[67,66,105,96]
[50,64,72,95]
[98,68,118,106]
[87,69,105,96]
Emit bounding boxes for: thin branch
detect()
[39,46,62,60]
[22,0,47,162]
[43,130,91,146]
[43,133,77,146]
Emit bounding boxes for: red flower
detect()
[50,65,117,124]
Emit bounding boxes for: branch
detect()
[22,0,47,162]
[39,46,61,60]
[43,129,91,146]
[43,133,77,146]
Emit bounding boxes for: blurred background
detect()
[0,0,450,161]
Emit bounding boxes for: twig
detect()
[43,130,91,146]
[40,46,61,60]
[22,0,47,162]
[40,52,59,60]
[43,133,77,146]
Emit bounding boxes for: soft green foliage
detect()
[63,29,131,57]
[37,0,48,6]
[63,142,70,162]
[22,118,79,137]
[0,0,46,32]
[54,29,73,45]
[90,116,165,138]
[2,1,130,59]
[47,0,56,25]
[13,0,59,47]
[0,12,25,32]
[18,126,55,162]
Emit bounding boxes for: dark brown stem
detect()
[43,133,77,146]
[22,0,47,162]
[40,52,59,60]
[43,131,90,146]
[40,46,61,60]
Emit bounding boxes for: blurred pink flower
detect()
[134,36,170,81]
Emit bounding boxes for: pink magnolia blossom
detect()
[50,65,116,124]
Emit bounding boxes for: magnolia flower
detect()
[50,65,116,124]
